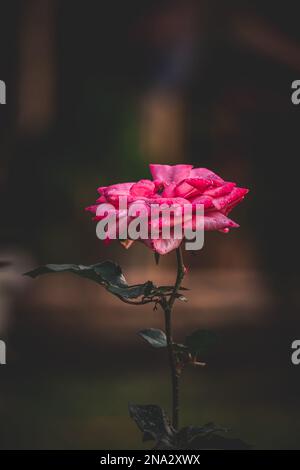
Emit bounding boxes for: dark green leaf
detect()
[24,261,126,285]
[129,404,174,447]
[185,329,217,355]
[107,280,156,299]
[154,252,160,265]
[138,329,167,348]
[24,261,156,300]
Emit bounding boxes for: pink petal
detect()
[96,195,107,203]
[130,179,155,197]
[191,195,215,210]
[161,182,177,197]
[85,204,98,213]
[146,196,188,205]
[175,181,199,198]
[204,211,239,231]
[143,237,183,255]
[128,199,151,215]
[104,183,135,205]
[107,182,134,191]
[149,202,186,232]
[212,187,249,212]
[190,168,224,184]
[97,186,107,195]
[184,177,218,192]
[104,182,134,196]
[180,211,238,232]
[204,182,236,198]
[149,164,193,183]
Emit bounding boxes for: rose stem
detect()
[162,246,185,430]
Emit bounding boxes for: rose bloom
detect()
[86,164,249,255]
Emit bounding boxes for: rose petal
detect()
[85,204,98,214]
[184,177,217,192]
[203,211,239,231]
[204,182,236,198]
[104,183,135,205]
[191,195,215,210]
[161,182,177,197]
[130,179,155,198]
[149,164,193,183]
[212,187,249,212]
[96,195,107,203]
[97,186,107,195]
[143,237,183,255]
[175,181,199,198]
[190,167,224,184]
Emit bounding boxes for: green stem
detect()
[162,247,185,430]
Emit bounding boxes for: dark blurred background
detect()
[1,0,300,449]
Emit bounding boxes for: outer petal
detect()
[97,185,107,195]
[97,183,134,195]
[85,204,98,214]
[143,237,183,255]
[190,168,224,184]
[212,187,249,213]
[104,183,135,205]
[149,164,193,183]
[204,211,239,231]
[182,211,239,232]
[96,195,107,203]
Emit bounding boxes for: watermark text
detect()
[0,340,6,365]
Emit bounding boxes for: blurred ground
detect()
[1,361,300,449]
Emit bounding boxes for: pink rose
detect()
[86,164,248,255]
